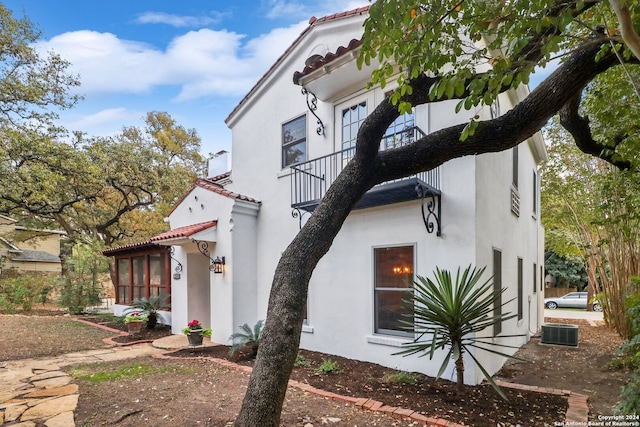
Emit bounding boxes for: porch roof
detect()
[150,220,218,243]
[101,241,166,256]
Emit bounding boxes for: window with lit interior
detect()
[374,245,414,336]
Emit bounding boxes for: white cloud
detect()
[37,21,309,101]
[135,12,225,28]
[67,107,138,129]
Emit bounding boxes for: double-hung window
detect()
[374,245,414,336]
[282,115,307,168]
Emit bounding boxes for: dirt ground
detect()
[0,313,630,426]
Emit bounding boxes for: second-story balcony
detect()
[291,126,440,213]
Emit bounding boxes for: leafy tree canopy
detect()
[0,112,203,248]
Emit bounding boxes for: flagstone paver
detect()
[0,343,163,426]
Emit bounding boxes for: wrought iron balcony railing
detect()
[291,126,439,211]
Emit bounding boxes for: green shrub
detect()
[58,276,100,314]
[0,273,59,312]
[614,373,640,415]
[314,358,340,375]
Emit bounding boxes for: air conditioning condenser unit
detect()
[540,323,579,347]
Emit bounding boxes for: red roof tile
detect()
[293,38,363,85]
[225,6,371,124]
[101,241,166,256]
[150,220,218,242]
[194,178,261,203]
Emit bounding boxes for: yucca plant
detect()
[229,319,264,358]
[123,295,170,329]
[396,265,522,399]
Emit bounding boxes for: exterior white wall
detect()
[217,11,546,385]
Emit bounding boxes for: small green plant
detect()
[182,319,212,337]
[229,320,264,358]
[314,358,341,375]
[382,370,418,385]
[294,353,311,367]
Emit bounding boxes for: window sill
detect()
[302,324,314,334]
[366,334,411,348]
[277,168,292,179]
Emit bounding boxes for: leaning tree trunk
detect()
[234,42,620,426]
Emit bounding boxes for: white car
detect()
[544,292,602,311]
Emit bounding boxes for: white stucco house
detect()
[106,6,547,385]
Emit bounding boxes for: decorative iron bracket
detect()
[301,87,325,136]
[291,208,312,230]
[169,246,183,274]
[416,183,442,236]
[193,239,216,271]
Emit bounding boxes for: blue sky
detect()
[4,0,368,156]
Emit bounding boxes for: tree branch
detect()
[559,93,632,170]
[370,40,622,184]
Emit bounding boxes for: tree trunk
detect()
[455,353,465,395]
[234,42,621,426]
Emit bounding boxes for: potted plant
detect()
[124,311,148,334]
[182,319,212,346]
[123,295,170,329]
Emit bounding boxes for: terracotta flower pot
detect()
[127,321,144,334]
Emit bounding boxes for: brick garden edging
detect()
[72,317,156,347]
[493,379,589,424]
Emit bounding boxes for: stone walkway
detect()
[0,344,164,427]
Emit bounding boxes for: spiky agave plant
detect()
[396,265,523,399]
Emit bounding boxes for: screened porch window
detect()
[114,249,170,305]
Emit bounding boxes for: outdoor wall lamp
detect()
[212,256,225,274]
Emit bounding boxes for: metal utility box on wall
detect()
[540,324,579,347]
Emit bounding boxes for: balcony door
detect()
[335,93,415,165]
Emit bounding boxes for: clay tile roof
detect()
[225,5,370,124]
[194,178,261,204]
[208,171,231,182]
[293,38,363,85]
[150,220,218,242]
[101,241,166,256]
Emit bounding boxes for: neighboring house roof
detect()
[0,237,21,251]
[9,250,60,263]
[225,5,371,124]
[14,226,66,235]
[0,214,17,224]
[150,220,218,242]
